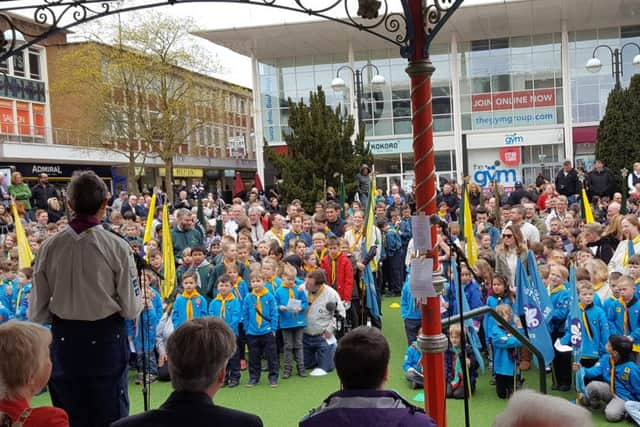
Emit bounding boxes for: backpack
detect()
[0,408,31,427]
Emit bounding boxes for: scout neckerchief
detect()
[620,296,637,335]
[215,293,235,318]
[550,284,566,295]
[451,345,463,389]
[623,236,640,267]
[307,284,325,305]
[349,227,364,252]
[15,284,26,314]
[579,303,594,341]
[265,276,278,293]
[244,259,251,267]
[223,259,237,269]
[270,227,284,246]
[182,289,200,320]
[252,287,269,327]
[329,252,341,286]
[232,276,243,299]
[593,281,604,292]
[282,281,296,299]
[314,248,327,265]
[302,264,316,274]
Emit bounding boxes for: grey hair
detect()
[492,390,592,427]
[167,317,236,392]
[248,206,263,216]
[175,208,192,219]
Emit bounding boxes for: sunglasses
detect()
[503,234,514,238]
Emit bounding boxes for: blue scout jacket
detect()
[583,354,640,402]
[491,324,523,376]
[560,303,610,360]
[172,292,208,329]
[208,295,242,335]
[275,284,308,329]
[242,290,278,336]
[401,279,421,320]
[127,306,160,353]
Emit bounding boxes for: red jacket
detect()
[0,398,68,427]
[320,253,353,302]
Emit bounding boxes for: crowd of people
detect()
[0,159,639,425]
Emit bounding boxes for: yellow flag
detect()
[161,204,176,300]
[11,203,34,269]
[143,193,157,244]
[581,188,595,224]
[463,188,478,267]
[364,175,378,271]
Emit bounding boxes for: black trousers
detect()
[404,318,422,346]
[247,333,278,384]
[50,314,129,427]
[552,331,572,387]
[495,374,515,399]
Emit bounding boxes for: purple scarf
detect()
[69,214,101,234]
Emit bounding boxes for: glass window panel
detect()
[578,104,600,122]
[433,97,451,115]
[577,85,599,104]
[460,95,471,113]
[296,72,314,91]
[434,116,452,132]
[461,114,472,130]
[392,99,411,118]
[373,119,392,136]
[28,49,40,80]
[432,85,450,97]
[533,77,555,89]
[492,74,511,92]
[364,120,374,137]
[622,25,640,38]
[13,53,25,77]
[472,77,491,93]
[313,56,332,70]
[393,118,411,135]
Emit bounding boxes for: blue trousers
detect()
[303,333,336,372]
[50,314,129,427]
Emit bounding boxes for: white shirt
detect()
[608,238,640,273]
[519,222,540,244]
[29,225,142,323]
[304,284,344,336]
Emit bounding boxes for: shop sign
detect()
[467,128,563,150]
[159,168,203,178]
[471,108,557,129]
[368,138,413,155]
[1,163,112,178]
[472,164,518,188]
[229,136,247,158]
[500,146,521,166]
[471,89,555,112]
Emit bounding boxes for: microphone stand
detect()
[106,227,164,412]
[439,222,472,427]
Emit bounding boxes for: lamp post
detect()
[621,167,629,214]
[585,42,640,89]
[331,63,385,124]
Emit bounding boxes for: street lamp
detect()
[331,63,385,122]
[585,42,640,89]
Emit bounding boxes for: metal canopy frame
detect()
[0,0,461,62]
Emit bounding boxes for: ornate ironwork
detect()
[0,0,411,62]
[421,0,463,57]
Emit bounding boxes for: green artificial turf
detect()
[32,297,618,426]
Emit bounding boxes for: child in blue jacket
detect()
[491,304,523,399]
[401,275,421,346]
[127,294,160,384]
[484,275,511,382]
[445,324,479,399]
[403,332,424,389]
[275,264,308,379]
[608,276,640,355]
[12,267,32,321]
[243,271,279,387]
[172,271,208,329]
[575,335,640,422]
[209,274,242,387]
[560,281,609,369]
[548,264,571,391]
[460,263,483,329]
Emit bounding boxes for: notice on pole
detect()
[410,258,435,300]
[412,215,431,252]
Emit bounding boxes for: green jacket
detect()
[9,184,32,210]
[171,226,204,261]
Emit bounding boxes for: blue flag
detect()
[526,250,552,322]
[362,264,380,320]
[513,257,555,367]
[451,257,485,373]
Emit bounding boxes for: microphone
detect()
[325,301,337,313]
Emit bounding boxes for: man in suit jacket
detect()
[111,318,263,427]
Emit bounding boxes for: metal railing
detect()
[442,305,547,395]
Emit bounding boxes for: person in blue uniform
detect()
[209,274,242,387]
[28,171,142,427]
[172,271,208,329]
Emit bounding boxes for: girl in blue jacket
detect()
[491,304,523,399]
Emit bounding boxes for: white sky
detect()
[5,0,507,89]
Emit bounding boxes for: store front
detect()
[0,162,113,192]
[369,135,456,194]
[466,128,564,192]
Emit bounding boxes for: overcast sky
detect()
[6,0,504,89]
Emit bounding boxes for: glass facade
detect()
[569,25,640,124]
[458,34,563,131]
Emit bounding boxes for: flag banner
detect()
[161,204,176,300]
[143,193,157,245]
[514,257,555,366]
[11,203,33,269]
[581,188,595,224]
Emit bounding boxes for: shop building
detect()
[198,0,640,194]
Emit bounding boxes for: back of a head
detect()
[66,170,108,216]
[167,318,236,392]
[335,326,389,390]
[492,390,592,427]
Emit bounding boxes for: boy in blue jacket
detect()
[275,264,308,379]
[172,271,208,329]
[491,304,523,399]
[460,263,483,330]
[560,281,609,370]
[403,329,424,389]
[377,217,403,297]
[209,274,242,387]
[243,271,279,387]
[12,267,32,321]
[575,335,640,422]
[127,293,160,384]
[401,274,421,345]
[548,264,571,391]
[484,275,511,384]
[607,276,640,355]
[445,324,479,399]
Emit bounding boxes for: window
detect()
[28,49,40,80]
[13,53,24,78]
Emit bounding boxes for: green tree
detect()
[596,74,640,192]
[266,86,373,212]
